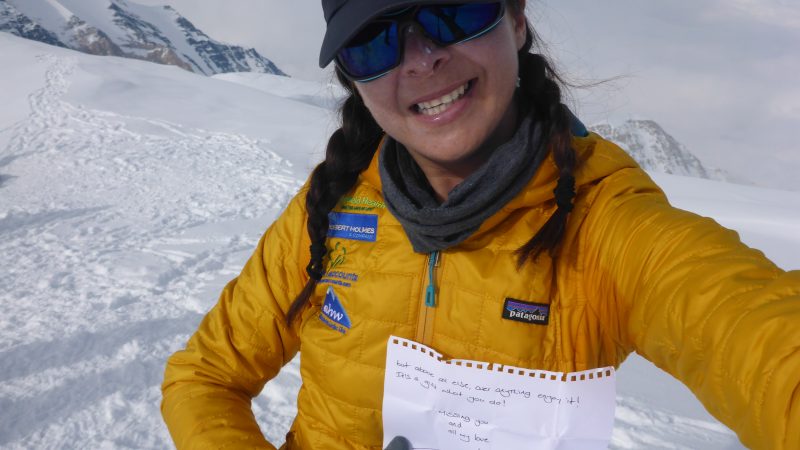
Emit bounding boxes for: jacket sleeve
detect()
[161,188,310,449]
[580,168,800,450]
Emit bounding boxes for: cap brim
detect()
[319,0,490,68]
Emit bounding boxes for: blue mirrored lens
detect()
[338,21,399,79]
[337,3,503,80]
[417,3,502,44]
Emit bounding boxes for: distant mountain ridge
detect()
[590,119,731,182]
[0,0,285,76]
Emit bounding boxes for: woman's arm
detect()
[580,168,800,450]
[161,189,310,449]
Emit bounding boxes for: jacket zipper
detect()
[415,251,440,345]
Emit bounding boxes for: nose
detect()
[400,24,449,77]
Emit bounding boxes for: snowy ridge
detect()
[0,1,66,48]
[2,33,798,449]
[213,72,347,112]
[591,119,733,183]
[0,0,285,76]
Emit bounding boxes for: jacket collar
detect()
[360,132,639,246]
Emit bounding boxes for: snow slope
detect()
[1,33,798,449]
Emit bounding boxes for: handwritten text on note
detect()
[382,336,616,450]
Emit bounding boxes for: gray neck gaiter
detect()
[379,113,547,253]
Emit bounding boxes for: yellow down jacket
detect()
[161,133,800,450]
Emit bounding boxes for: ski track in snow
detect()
[0,53,302,448]
[0,53,742,449]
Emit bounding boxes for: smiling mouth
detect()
[413,80,474,116]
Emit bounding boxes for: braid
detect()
[514,17,578,266]
[286,71,383,324]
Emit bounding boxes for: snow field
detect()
[0,36,311,448]
[2,33,797,449]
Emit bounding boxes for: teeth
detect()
[416,83,468,115]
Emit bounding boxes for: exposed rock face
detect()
[67,16,126,57]
[0,0,285,76]
[141,46,194,72]
[0,2,66,48]
[591,120,730,181]
[174,16,284,75]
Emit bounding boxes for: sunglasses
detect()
[336,2,505,82]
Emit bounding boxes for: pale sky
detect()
[137,0,800,190]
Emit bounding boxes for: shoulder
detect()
[564,133,672,252]
[570,132,664,199]
[271,182,311,233]
[258,182,312,268]
[573,133,639,179]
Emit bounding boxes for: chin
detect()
[429,146,491,170]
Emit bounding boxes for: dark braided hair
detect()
[287,0,577,324]
[286,70,382,324]
[511,0,578,265]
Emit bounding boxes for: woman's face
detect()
[355,4,528,176]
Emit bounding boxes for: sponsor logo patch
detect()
[339,195,386,212]
[326,242,347,272]
[321,271,359,288]
[320,242,359,288]
[327,212,378,242]
[502,298,550,325]
[319,286,352,333]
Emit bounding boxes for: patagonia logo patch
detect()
[327,212,378,242]
[502,298,550,325]
[319,286,352,334]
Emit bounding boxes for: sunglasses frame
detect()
[336,2,506,82]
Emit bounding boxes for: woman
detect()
[161,1,800,449]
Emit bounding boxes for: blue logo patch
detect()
[319,286,352,333]
[328,212,378,242]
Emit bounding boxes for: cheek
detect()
[355,83,400,131]
[356,79,396,112]
[462,26,519,88]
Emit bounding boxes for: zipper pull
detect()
[425,285,436,307]
[425,251,439,307]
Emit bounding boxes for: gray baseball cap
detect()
[319,0,491,68]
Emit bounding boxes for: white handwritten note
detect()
[382,336,616,450]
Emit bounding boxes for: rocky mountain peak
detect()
[0,0,285,76]
[590,119,730,181]
[0,1,67,48]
